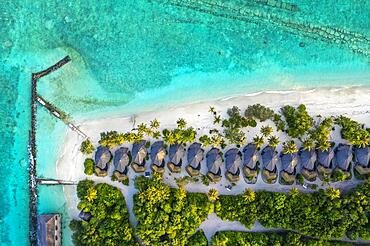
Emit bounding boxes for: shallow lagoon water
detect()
[0,0,369,245]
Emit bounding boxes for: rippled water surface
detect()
[0,0,369,245]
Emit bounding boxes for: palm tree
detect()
[243,188,256,202]
[288,187,300,197]
[208,188,219,202]
[152,131,161,139]
[252,135,264,150]
[282,140,298,154]
[326,187,340,200]
[209,106,216,114]
[213,115,222,125]
[302,138,315,150]
[199,135,212,147]
[316,140,331,151]
[177,118,187,129]
[268,136,279,148]
[260,126,273,138]
[150,119,160,129]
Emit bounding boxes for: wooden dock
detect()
[37,178,77,185]
[29,56,71,246]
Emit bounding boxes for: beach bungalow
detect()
[37,214,61,246]
[131,140,148,173]
[354,147,370,176]
[225,148,242,183]
[299,148,317,181]
[167,144,185,173]
[185,142,204,176]
[206,147,223,182]
[261,146,278,183]
[280,152,299,185]
[242,143,259,182]
[94,146,112,177]
[113,147,131,181]
[317,146,335,178]
[150,141,167,173]
[333,143,352,178]
[78,211,92,222]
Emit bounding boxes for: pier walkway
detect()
[29,56,71,245]
[37,178,77,185]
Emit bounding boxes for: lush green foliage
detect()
[186,230,208,246]
[83,158,94,175]
[260,125,273,137]
[268,135,279,148]
[335,116,370,147]
[133,174,213,246]
[244,104,275,122]
[281,104,314,138]
[80,139,95,154]
[252,135,264,150]
[99,131,126,148]
[210,231,352,246]
[273,113,286,131]
[282,140,298,154]
[70,180,137,246]
[162,127,197,144]
[216,181,370,240]
[208,188,219,202]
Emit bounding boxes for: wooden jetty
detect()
[29,56,71,246]
[37,178,77,185]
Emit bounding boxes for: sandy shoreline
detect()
[56,86,370,238]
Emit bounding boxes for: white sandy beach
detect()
[56,86,370,239]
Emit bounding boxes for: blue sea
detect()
[0,1,369,245]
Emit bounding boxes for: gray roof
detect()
[169,144,185,166]
[281,152,298,174]
[113,147,130,173]
[37,214,61,246]
[261,146,278,172]
[94,146,112,170]
[299,148,317,171]
[354,147,370,168]
[150,141,166,167]
[78,211,92,222]
[334,144,352,171]
[187,142,204,169]
[225,148,242,175]
[317,146,334,168]
[206,148,222,175]
[132,140,147,165]
[242,143,258,169]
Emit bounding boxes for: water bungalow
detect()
[113,147,131,181]
[37,214,61,246]
[317,146,335,177]
[94,146,112,177]
[261,146,278,183]
[280,152,298,185]
[185,142,204,176]
[225,148,242,183]
[167,144,185,173]
[333,143,352,176]
[131,140,148,173]
[354,146,370,176]
[206,147,223,182]
[150,141,167,173]
[242,143,259,182]
[299,148,317,181]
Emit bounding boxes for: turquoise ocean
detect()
[0,0,369,245]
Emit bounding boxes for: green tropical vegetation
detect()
[244,104,275,122]
[273,113,286,131]
[335,115,370,147]
[281,104,314,138]
[186,230,208,246]
[133,174,213,246]
[260,125,273,137]
[83,158,94,175]
[268,135,279,148]
[70,180,137,246]
[282,140,298,154]
[80,139,95,154]
[252,135,264,150]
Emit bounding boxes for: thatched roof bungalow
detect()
[94,146,112,177]
[242,144,259,181]
[299,148,317,181]
[131,140,147,173]
[113,147,130,181]
[261,146,278,183]
[334,143,352,173]
[317,146,334,175]
[150,141,167,173]
[206,148,222,182]
[167,144,185,173]
[185,142,204,177]
[354,147,370,175]
[280,152,298,184]
[37,214,61,246]
[225,148,242,183]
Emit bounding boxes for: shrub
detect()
[186,230,208,246]
[281,104,313,138]
[244,104,274,122]
[80,139,94,154]
[83,158,94,175]
[273,114,286,131]
[99,131,125,148]
[335,116,370,147]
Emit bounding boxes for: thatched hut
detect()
[37,214,61,246]
[150,141,167,173]
[225,148,242,183]
[131,140,147,173]
[333,143,352,177]
[299,148,317,181]
[317,146,334,176]
[354,146,370,175]
[185,142,204,176]
[94,146,112,177]
[242,143,259,180]
[113,147,130,181]
[167,144,185,173]
[206,148,222,182]
[261,146,278,183]
[280,152,298,184]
